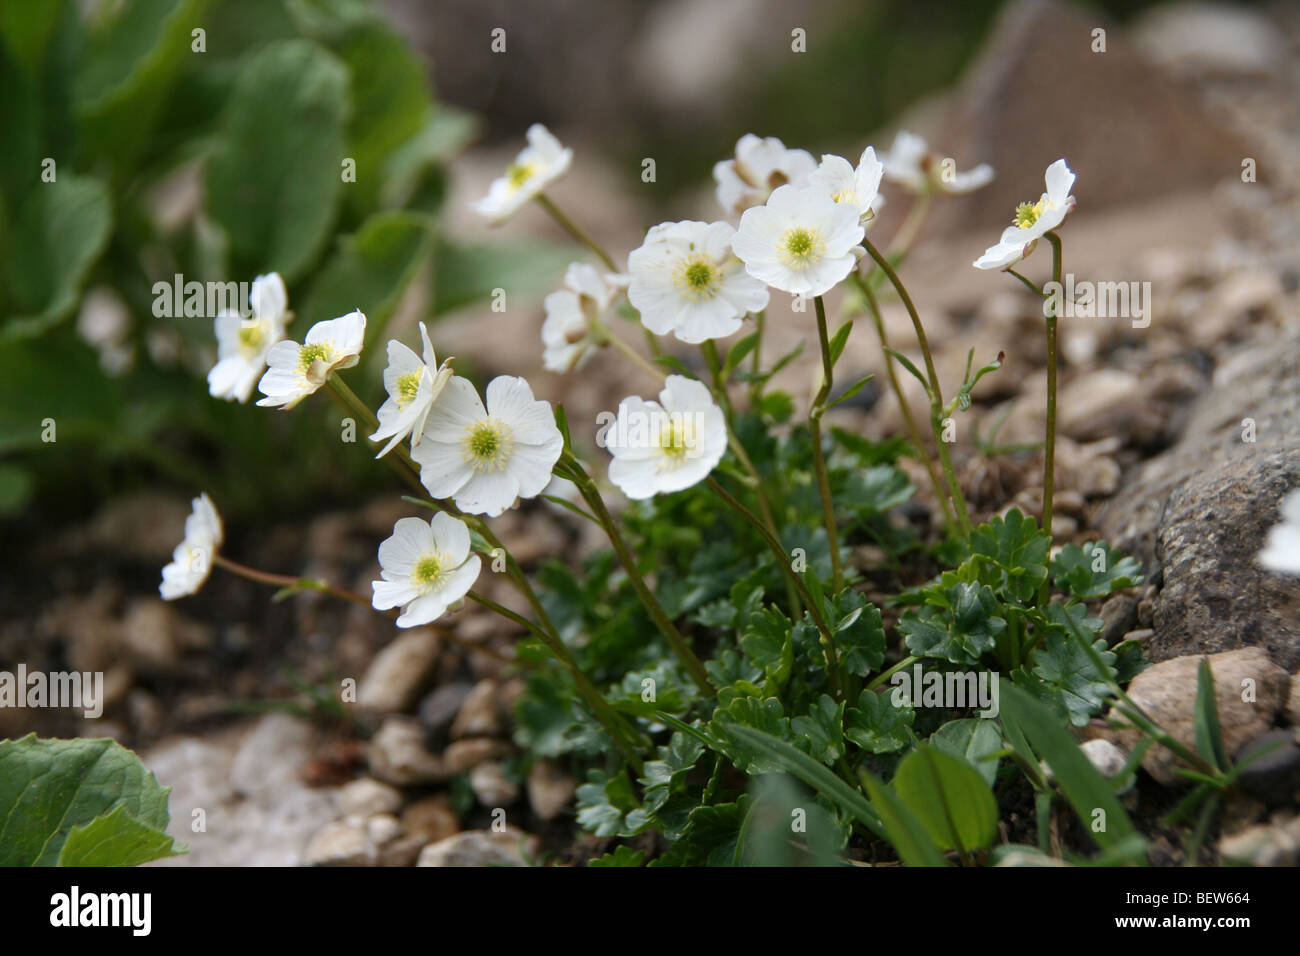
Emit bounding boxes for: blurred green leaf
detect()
[205,39,349,281]
[893,745,998,853]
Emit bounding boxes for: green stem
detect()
[1042,232,1063,546]
[535,192,618,272]
[863,239,971,537]
[865,655,919,692]
[852,271,955,531]
[325,376,425,494]
[707,476,844,699]
[562,452,715,695]
[811,296,844,591]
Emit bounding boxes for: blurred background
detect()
[1,0,1297,864]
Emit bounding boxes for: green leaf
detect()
[844,688,914,754]
[0,336,120,452]
[827,590,885,677]
[860,772,949,867]
[0,735,178,866]
[893,745,998,853]
[588,845,645,867]
[431,238,575,316]
[721,330,759,381]
[790,693,846,766]
[57,804,179,867]
[1016,603,1116,726]
[710,696,791,774]
[841,465,913,518]
[899,582,1006,665]
[827,321,852,365]
[930,718,1003,788]
[722,725,886,840]
[999,684,1140,853]
[2,175,112,341]
[883,347,928,392]
[299,210,434,372]
[1051,541,1144,600]
[1193,658,1227,772]
[205,39,349,281]
[968,508,1050,604]
[827,373,875,409]
[575,769,640,838]
[739,606,795,692]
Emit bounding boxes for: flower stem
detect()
[561,451,715,695]
[702,339,801,616]
[1042,232,1063,545]
[604,326,666,385]
[863,239,971,537]
[212,555,515,665]
[535,192,618,272]
[851,271,955,531]
[324,376,425,494]
[706,476,844,699]
[811,295,844,591]
[888,192,933,256]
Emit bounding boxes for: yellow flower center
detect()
[831,187,857,205]
[237,321,266,356]
[396,371,422,405]
[298,341,336,374]
[1014,198,1049,230]
[506,162,535,190]
[656,417,697,467]
[779,227,823,268]
[463,419,514,472]
[674,256,721,301]
[412,551,450,591]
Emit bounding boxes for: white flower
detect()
[208,273,289,403]
[808,147,885,224]
[627,220,769,344]
[160,492,223,600]
[1259,489,1300,575]
[974,159,1076,271]
[411,375,564,517]
[471,124,573,224]
[541,263,623,372]
[371,513,481,627]
[370,322,454,458]
[881,130,994,196]
[606,375,727,499]
[732,184,865,298]
[713,134,816,217]
[256,310,366,409]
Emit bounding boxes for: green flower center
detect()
[463,419,514,472]
[675,256,721,301]
[779,227,823,268]
[657,417,696,466]
[396,371,422,405]
[298,341,335,374]
[237,322,266,354]
[507,162,535,189]
[412,551,449,590]
[1014,199,1047,229]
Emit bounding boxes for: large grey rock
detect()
[1097,327,1300,670]
[357,629,442,714]
[415,828,538,868]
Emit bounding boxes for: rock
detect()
[450,678,502,739]
[336,777,404,817]
[1218,816,1300,867]
[527,760,577,821]
[1287,675,1300,727]
[367,717,446,785]
[442,737,511,774]
[378,834,426,867]
[229,713,317,798]
[400,795,460,844]
[142,722,338,867]
[120,599,179,670]
[415,828,538,868]
[1132,3,1286,77]
[1234,730,1300,806]
[304,818,377,867]
[1098,594,1139,646]
[1080,739,1128,779]
[366,813,404,847]
[418,681,474,735]
[357,629,442,714]
[469,762,519,808]
[1115,647,1289,786]
[1097,327,1300,670]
